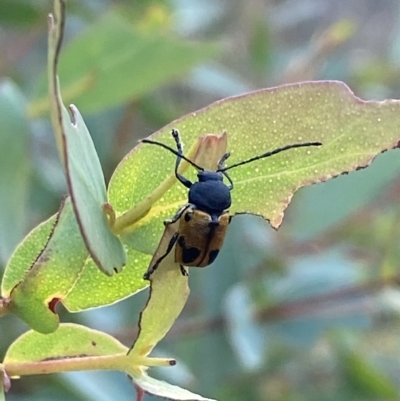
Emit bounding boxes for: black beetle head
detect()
[197,170,223,182]
[188,171,231,215]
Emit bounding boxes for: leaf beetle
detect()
[142,129,321,279]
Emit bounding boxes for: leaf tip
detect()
[68,104,78,126]
[47,13,55,30]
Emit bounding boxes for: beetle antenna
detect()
[218,142,322,172]
[140,138,204,171]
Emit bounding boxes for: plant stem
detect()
[4,353,175,380]
[4,353,128,378]
[111,137,200,234]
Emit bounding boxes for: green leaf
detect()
[48,0,126,276]
[1,197,149,315]
[287,150,400,240]
[3,323,209,400]
[0,80,31,264]
[31,10,217,116]
[3,324,127,365]
[8,198,88,333]
[3,324,132,380]
[131,373,216,401]
[1,214,56,297]
[127,223,216,401]
[124,137,226,399]
[129,221,190,358]
[109,81,400,255]
[62,246,150,312]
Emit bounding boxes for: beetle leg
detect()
[143,232,179,280]
[180,265,188,276]
[164,203,192,226]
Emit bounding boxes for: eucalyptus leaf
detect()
[4,323,127,365]
[48,0,126,275]
[1,198,150,316]
[109,81,400,256]
[129,221,189,358]
[287,149,400,240]
[1,215,55,298]
[8,198,87,333]
[63,246,150,312]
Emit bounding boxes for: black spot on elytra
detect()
[180,265,189,276]
[183,247,201,264]
[178,235,200,264]
[178,235,185,247]
[208,249,219,264]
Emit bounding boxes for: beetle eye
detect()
[184,212,193,222]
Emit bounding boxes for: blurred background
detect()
[2,0,400,400]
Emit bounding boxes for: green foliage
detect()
[2,199,151,317]
[1,216,56,297]
[343,350,398,398]
[7,199,86,333]
[0,1,43,27]
[129,221,189,359]
[2,1,400,401]
[32,10,217,115]
[4,324,128,364]
[109,81,400,257]
[47,2,126,276]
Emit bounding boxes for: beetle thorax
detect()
[188,171,231,215]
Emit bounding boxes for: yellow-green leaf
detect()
[8,198,87,333]
[4,323,127,365]
[63,247,150,312]
[109,81,400,256]
[1,198,150,315]
[129,221,189,358]
[1,215,56,298]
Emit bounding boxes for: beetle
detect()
[142,129,321,280]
